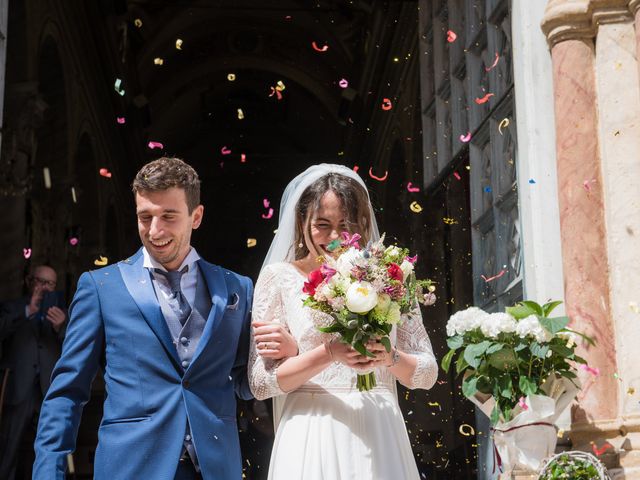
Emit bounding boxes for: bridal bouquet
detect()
[302,233,435,391]
[441,300,595,473]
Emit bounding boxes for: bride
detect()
[248,164,438,479]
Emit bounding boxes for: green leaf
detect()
[549,343,573,357]
[490,405,501,425]
[441,349,456,373]
[498,375,513,398]
[380,336,392,353]
[505,303,538,320]
[353,341,375,358]
[486,342,504,354]
[455,352,470,375]
[522,301,544,316]
[519,375,537,396]
[542,300,563,317]
[539,315,570,335]
[530,342,550,359]
[487,349,518,371]
[463,341,492,369]
[462,375,479,398]
[446,335,464,350]
[558,370,577,379]
[317,324,344,333]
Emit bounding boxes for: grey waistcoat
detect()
[153,265,212,470]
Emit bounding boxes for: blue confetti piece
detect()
[484,186,492,193]
[528,178,536,184]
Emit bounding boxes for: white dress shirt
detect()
[142,247,201,307]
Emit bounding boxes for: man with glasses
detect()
[0,265,67,479]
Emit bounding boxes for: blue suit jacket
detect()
[33,249,254,480]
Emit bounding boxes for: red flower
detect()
[303,268,324,296]
[387,263,403,282]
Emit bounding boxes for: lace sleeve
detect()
[396,305,438,390]
[248,264,286,400]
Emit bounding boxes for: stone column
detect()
[542,0,640,477]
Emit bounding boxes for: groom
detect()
[33,157,260,479]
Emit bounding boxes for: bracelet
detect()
[324,340,334,361]
[388,347,400,368]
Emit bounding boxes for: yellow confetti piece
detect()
[557,429,565,438]
[154,57,164,65]
[443,217,458,225]
[427,401,440,407]
[275,80,286,92]
[94,256,108,266]
[409,201,423,213]
[459,424,475,436]
[247,238,257,248]
[43,167,51,189]
[629,301,640,314]
[237,108,244,120]
[134,18,142,28]
[498,118,510,135]
[628,387,636,395]
[71,187,77,203]
[175,38,183,50]
[227,73,236,81]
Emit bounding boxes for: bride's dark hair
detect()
[294,172,373,260]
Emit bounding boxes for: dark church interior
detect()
[0,0,490,478]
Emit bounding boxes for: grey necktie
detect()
[154,266,192,325]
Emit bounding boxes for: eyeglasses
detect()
[30,276,56,288]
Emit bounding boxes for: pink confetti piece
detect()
[263,199,270,208]
[481,269,506,283]
[406,182,420,193]
[353,165,359,173]
[475,93,495,104]
[69,237,79,246]
[269,87,283,100]
[485,52,500,72]
[338,78,349,88]
[147,141,164,150]
[381,98,393,111]
[23,248,32,259]
[261,208,274,220]
[592,442,612,456]
[459,132,472,143]
[221,146,231,155]
[240,153,247,163]
[99,168,112,178]
[446,30,457,43]
[311,41,328,52]
[453,171,461,180]
[580,364,600,376]
[518,397,529,411]
[116,117,126,124]
[369,167,388,181]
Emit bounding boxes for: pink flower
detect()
[387,263,403,282]
[303,269,324,296]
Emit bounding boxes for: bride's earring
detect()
[298,242,304,248]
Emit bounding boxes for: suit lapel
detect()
[118,249,181,369]
[191,260,228,364]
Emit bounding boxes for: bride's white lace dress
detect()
[248,262,438,480]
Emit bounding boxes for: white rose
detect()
[336,247,362,277]
[345,281,379,314]
[400,260,414,279]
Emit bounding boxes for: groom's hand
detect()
[253,321,298,359]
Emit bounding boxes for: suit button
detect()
[180,337,188,345]
[183,380,190,388]
[181,360,189,368]
[185,434,191,442]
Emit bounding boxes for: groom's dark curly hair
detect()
[132,157,201,213]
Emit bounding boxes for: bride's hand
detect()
[364,340,394,367]
[326,340,376,370]
[253,321,299,360]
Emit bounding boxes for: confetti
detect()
[518,397,529,410]
[69,237,79,246]
[498,118,509,135]
[481,269,506,283]
[23,248,32,259]
[484,186,492,193]
[427,402,440,407]
[134,18,142,28]
[406,182,420,193]
[583,178,596,193]
[614,372,623,381]
[262,208,274,219]
[154,57,164,65]
[368,167,388,181]
[43,167,51,189]
[446,30,457,43]
[453,171,461,180]
[628,387,636,395]
[175,39,183,50]
[240,153,247,163]
[353,165,359,173]
[269,87,283,100]
[629,302,640,314]
[94,256,108,266]
[474,93,494,104]
[227,73,236,81]
[443,217,458,225]
[275,80,286,92]
[71,187,77,203]
[459,424,475,436]
[99,168,112,178]
[409,201,423,213]
[580,364,600,376]
[237,108,244,120]
[247,238,257,248]
[529,178,536,184]
[263,199,270,208]
[311,41,328,52]
[592,442,612,456]
[557,429,565,438]
[114,78,125,96]
[459,132,471,143]
[338,78,349,89]
[221,146,231,155]
[485,52,500,72]
[147,141,164,150]
[381,98,393,111]
[116,117,126,124]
